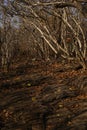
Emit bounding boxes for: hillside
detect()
[0,59,87,130]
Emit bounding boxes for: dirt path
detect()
[0,60,87,130]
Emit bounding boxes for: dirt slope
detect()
[0,60,87,130]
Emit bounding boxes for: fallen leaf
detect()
[32,97,36,102]
[27,83,31,87]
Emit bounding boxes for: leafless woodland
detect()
[0,0,87,71]
[0,0,87,130]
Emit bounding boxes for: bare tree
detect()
[0,0,87,71]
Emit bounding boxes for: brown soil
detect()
[0,58,87,130]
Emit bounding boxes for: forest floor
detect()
[0,57,87,130]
